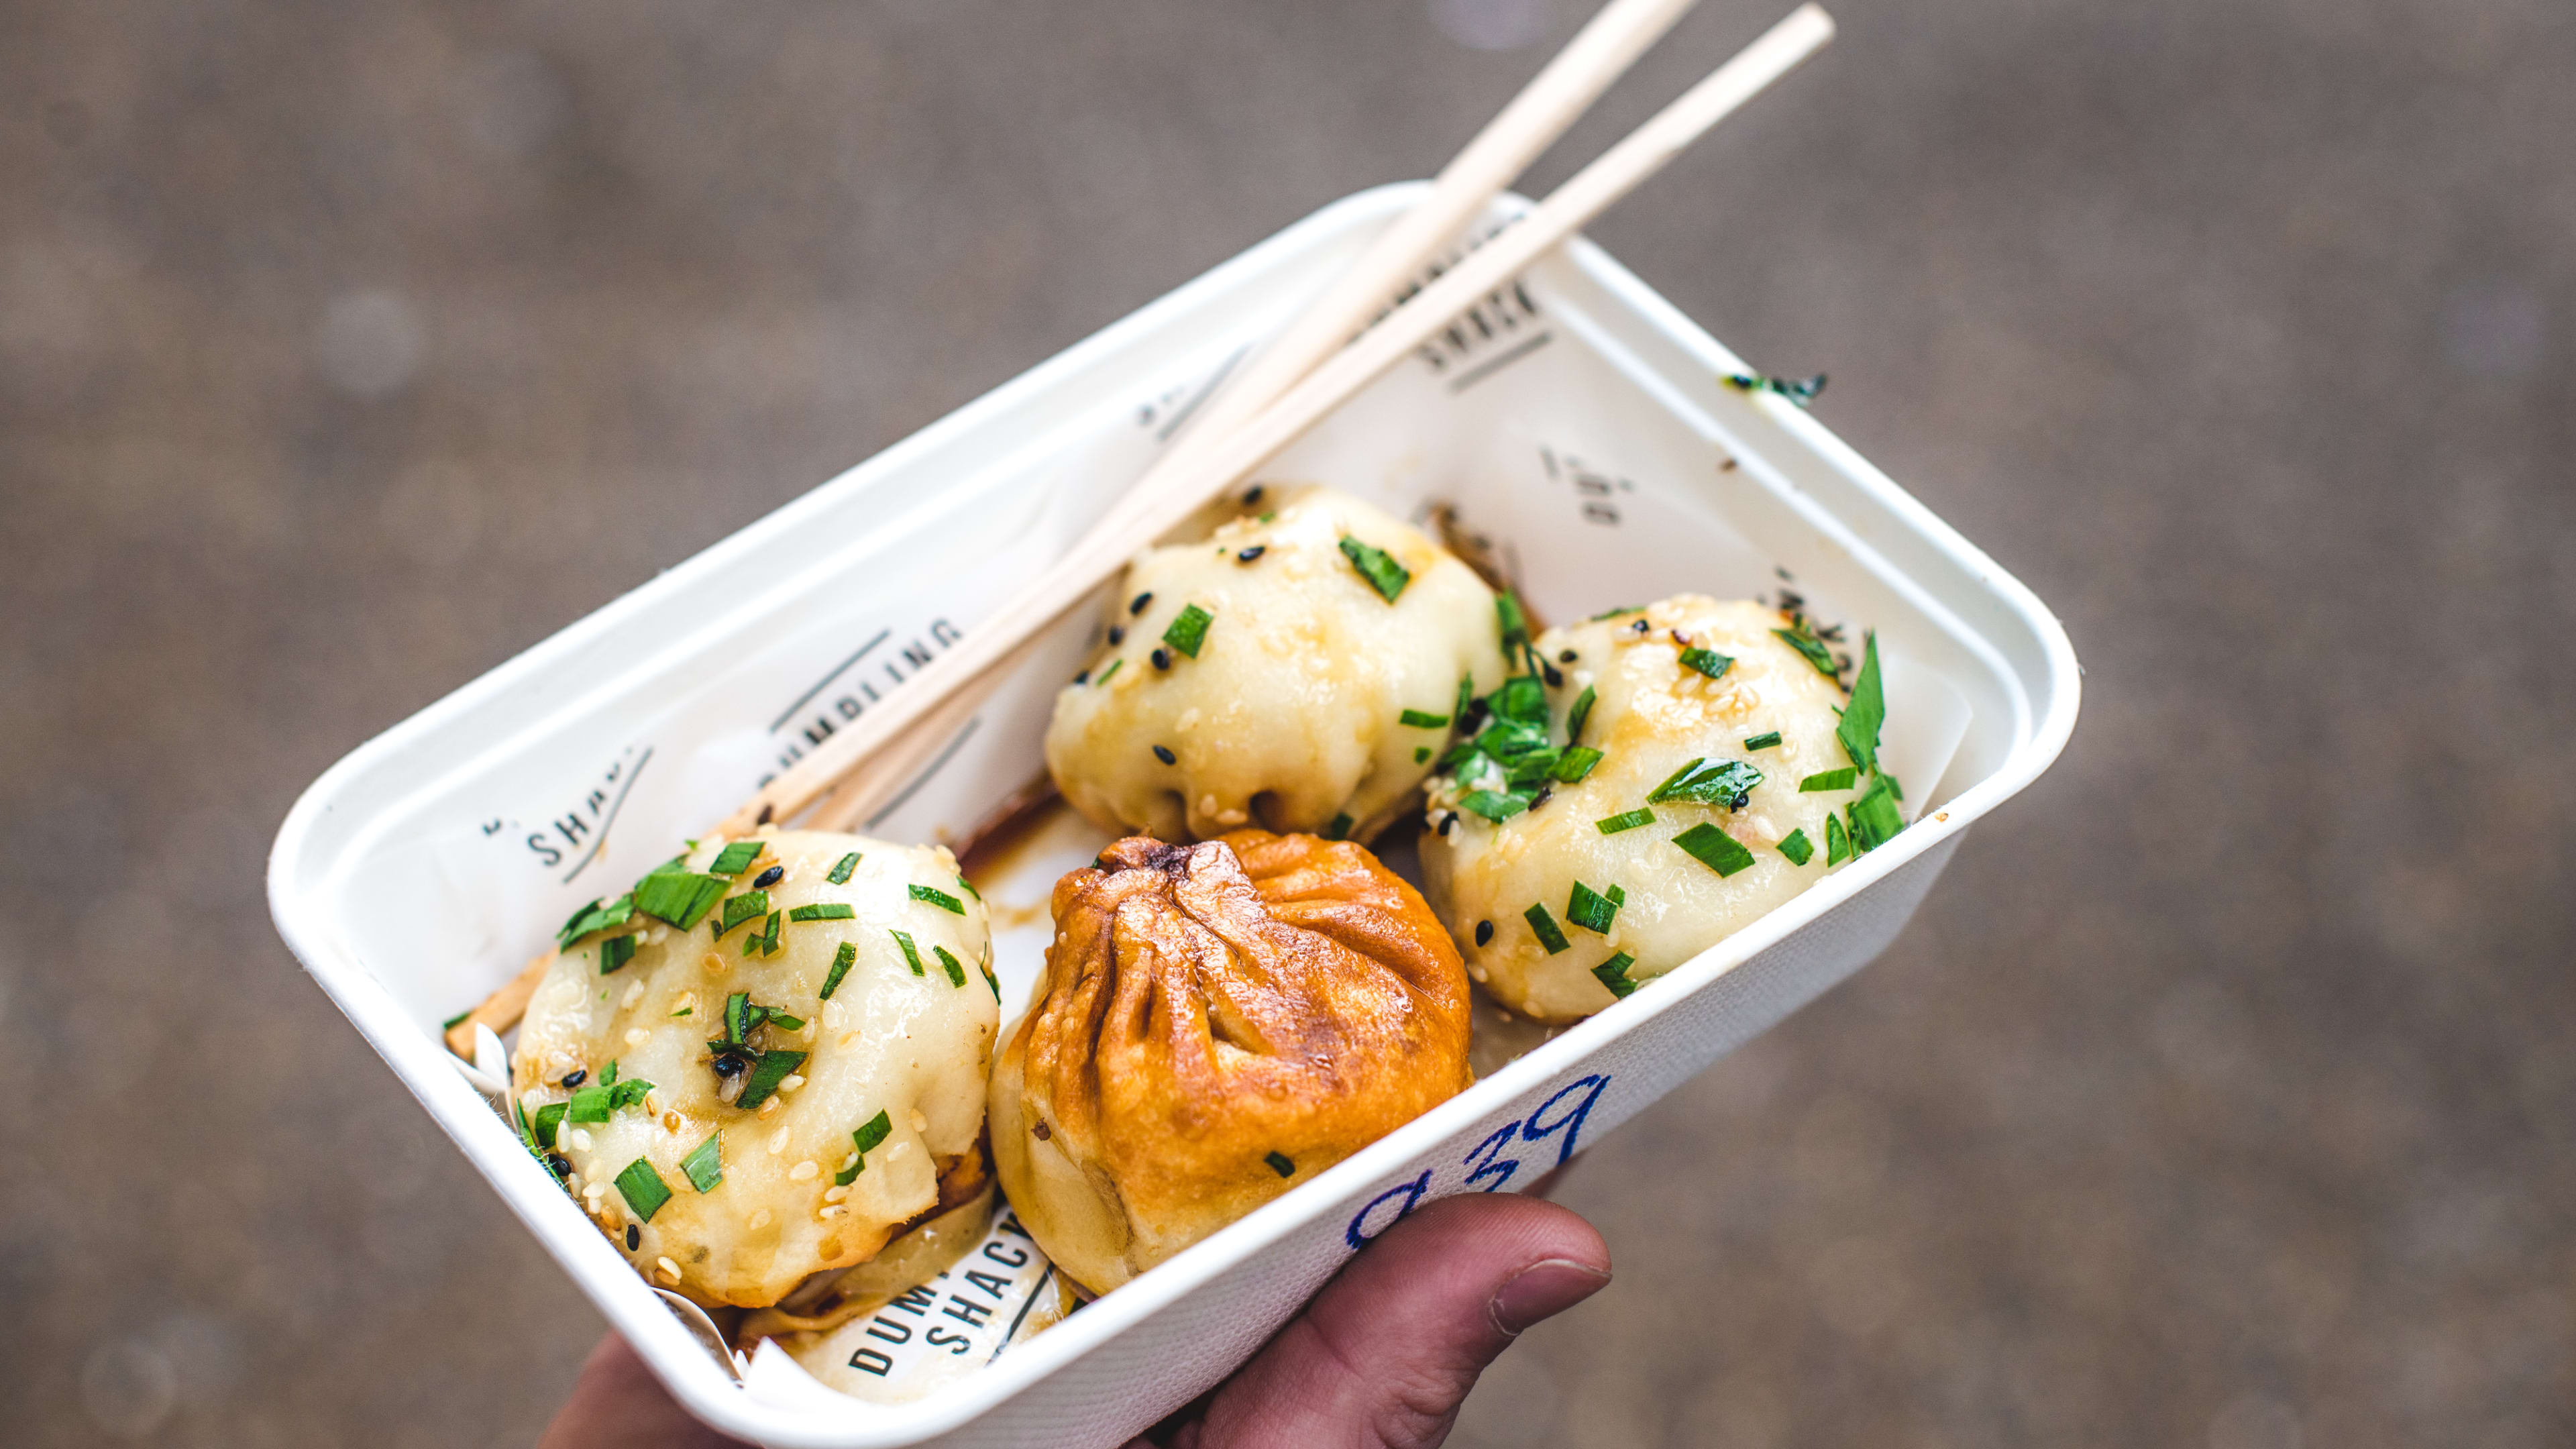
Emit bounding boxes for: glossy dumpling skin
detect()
[1420,597,1856,1022]
[1044,486,1509,843]
[990,830,1473,1294]
[512,830,997,1307]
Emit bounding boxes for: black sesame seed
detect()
[1529,784,1554,811]
[1243,485,1264,504]
[545,1152,573,1178]
[1474,920,1494,947]
[712,1055,745,1079]
[1074,670,1089,685]
[1631,619,1651,634]
[625,1224,641,1250]
[1129,592,1154,616]
[1558,649,1578,663]
[1153,745,1177,765]
[1438,813,1457,837]
[1152,648,1171,671]
[1237,545,1267,563]
[753,865,784,890]
[1108,626,1124,646]
[1542,662,1564,688]
[559,1069,587,1089]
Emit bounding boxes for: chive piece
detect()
[1265,1151,1296,1177]
[908,884,965,915]
[733,1049,806,1112]
[708,840,765,878]
[1837,632,1885,774]
[1339,536,1412,602]
[788,902,855,923]
[1454,674,1474,724]
[1607,884,1626,906]
[1673,822,1758,877]
[1741,731,1784,751]
[556,894,636,948]
[534,1102,569,1149]
[890,929,925,976]
[716,891,770,937]
[1095,658,1123,686]
[1647,758,1705,800]
[1566,686,1597,745]
[1799,767,1860,793]
[598,934,637,975]
[743,911,782,957]
[957,874,982,902]
[723,991,751,1044]
[983,960,1001,1002]
[1495,592,1529,648]
[1678,647,1734,680]
[1778,828,1815,865]
[669,1006,692,1018]
[1460,790,1528,823]
[1551,747,1603,784]
[1847,773,1904,849]
[682,1132,724,1193]
[821,941,858,1000]
[1591,952,1639,999]
[566,1083,614,1122]
[1415,746,1432,764]
[836,1109,894,1185]
[826,852,861,885]
[633,871,729,930]
[1163,603,1215,659]
[1596,808,1655,834]
[1524,903,1572,955]
[1399,709,1450,729]
[600,1061,618,1086]
[614,1159,673,1222]
[608,1077,654,1111]
[1772,621,1841,681]
[765,1012,806,1032]
[932,945,967,988]
[1647,758,1766,808]
[1325,812,1354,841]
[1825,813,1853,865]
[441,1008,474,1030]
[1566,882,1620,934]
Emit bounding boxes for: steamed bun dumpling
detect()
[1044,486,1509,843]
[513,830,998,1307]
[1419,596,1901,1022]
[990,830,1474,1293]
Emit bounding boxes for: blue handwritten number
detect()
[1520,1075,1611,1169]
[1462,1122,1523,1192]
[1344,1170,1432,1249]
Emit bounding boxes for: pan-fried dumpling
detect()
[1419,596,1899,1022]
[990,830,1473,1293]
[513,829,998,1307]
[1044,486,1509,843]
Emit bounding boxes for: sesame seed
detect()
[1474,920,1494,947]
[661,1110,682,1132]
[625,1028,649,1046]
[824,1185,849,1203]
[1152,745,1176,765]
[1151,648,1171,671]
[621,981,645,1009]
[625,1224,640,1250]
[1237,545,1267,563]
[757,1095,782,1118]
[908,1108,929,1132]
[1558,649,1578,663]
[570,1128,594,1151]
[1128,592,1153,616]
[839,1152,860,1171]
[656,1256,681,1281]
[768,1128,792,1156]
[558,1069,586,1089]
[749,1208,771,1228]
[1242,485,1264,504]
[753,865,784,889]
[702,953,727,976]
[818,1205,847,1220]
[1108,626,1124,646]
[1542,662,1563,688]
[790,1160,819,1181]
[777,1073,806,1093]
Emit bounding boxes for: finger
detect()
[537,1334,749,1449]
[1187,1193,1610,1449]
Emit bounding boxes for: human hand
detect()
[539,1191,1609,1449]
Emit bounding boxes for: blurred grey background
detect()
[4,0,2571,1444]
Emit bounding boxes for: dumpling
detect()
[989,830,1473,1293]
[1419,596,1899,1022]
[513,829,998,1307]
[1044,485,1510,843]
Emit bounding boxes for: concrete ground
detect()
[3,0,2570,1444]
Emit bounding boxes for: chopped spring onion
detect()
[1399,708,1450,729]
[1799,767,1859,793]
[820,941,857,1000]
[733,1050,806,1112]
[827,852,862,885]
[1596,808,1655,834]
[932,945,967,988]
[1591,952,1638,999]
[1778,828,1815,865]
[788,902,855,923]
[909,884,965,915]
[891,929,925,976]
[708,840,765,877]
[682,1132,724,1193]
[1678,647,1733,680]
[1340,537,1412,602]
[1163,604,1214,659]
[633,871,728,931]
[1672,822,1757,877]
[1741,731,1783,751]
[598,934,637,975]
[1566,882,1621,934]
[614,1159,673,1222]
[1524,902,1572,955]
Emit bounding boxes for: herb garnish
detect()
[682,1132,724,1193]
[1596,808,1655,834]
[556,894,635,948]
[614,1159,672,1222]
[788,902,854,923]
[634,871,729,931]
[1592,952,1638,998]
[1163,604,1214,659]
[599,934,637,975]
[1566,686,1597,744]
[708,840,765,878]
[1524,902,1572,955]
[1339,537,1411,602]
[1741,731,1782,751]
[1778,828,1815,865]
[1825,814,1853,865]
[1551,747,1603,784]
[1265,1152,1296,1177]
[1399,709,1450,729]
[733,1050,806,1112]
[1566,881,1622,934]
[716,892,770,938]
[1847,773,1904,850]
[1461,790,1527,822]
[1646,757,1764,810]
[891,929,925,976]
[932,945,967,988]
[835,1110,894,1185]
[1672,822,1757,877]
[1724,370,1827,405]
[533,1102,569,1149]
[441,1008,475,1030]
[1095,658,1123,686]
[1837,632,1884,775]
[1324,812,1355,841]
[1799,767,1858,793]
[908,884,965,915]
[827,853,861,885]
[821,941,858,1000]
[1772,614,1843,684]
[1679,647,1734,680]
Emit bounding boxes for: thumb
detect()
[1181,1192,1611,1449]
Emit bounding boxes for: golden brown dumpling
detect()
[989,830,1473,1293]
